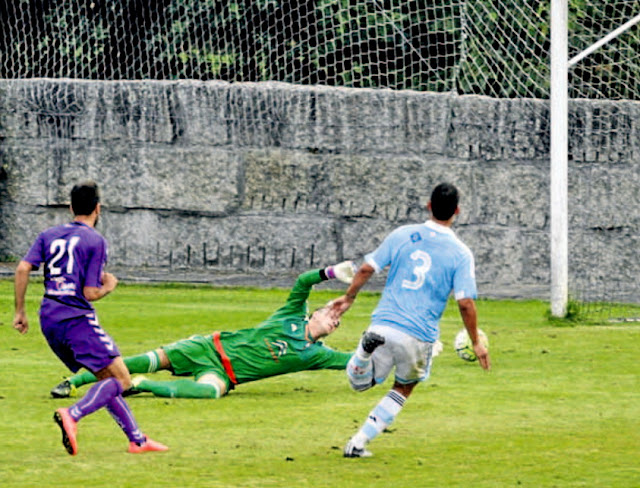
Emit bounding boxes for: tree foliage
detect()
[0,0,638,99]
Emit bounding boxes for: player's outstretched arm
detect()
[331,263,375,316]
[13,260,33,334]
[457,298,490,370]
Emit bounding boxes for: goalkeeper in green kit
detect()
[51,262,356,400]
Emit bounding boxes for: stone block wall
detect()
[1,79,638,299]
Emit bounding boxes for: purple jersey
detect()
[23,221,108,321]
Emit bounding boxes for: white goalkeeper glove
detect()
[325,260,357,284]
[432,340,443,357]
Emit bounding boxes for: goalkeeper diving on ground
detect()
[51,261,357,400]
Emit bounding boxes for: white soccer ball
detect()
[454,328,489,362]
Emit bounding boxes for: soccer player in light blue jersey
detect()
[332,182,491,458]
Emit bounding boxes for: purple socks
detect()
[68,377,145,443]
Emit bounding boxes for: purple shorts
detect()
[40,312,120,373]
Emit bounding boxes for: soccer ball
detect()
[454,328,489,362]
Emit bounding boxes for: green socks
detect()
[66,350,220,399]
[69,351,161,387]
[70,369,98,388]
[135,379,221,399]
[125,351,161,374]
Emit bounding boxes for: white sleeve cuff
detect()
[365,255,382,274]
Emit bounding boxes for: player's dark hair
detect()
[70,181,100,216]
[430,182,459,220]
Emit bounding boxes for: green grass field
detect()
[1,279,638,488]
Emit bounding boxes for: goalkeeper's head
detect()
[428,182,459,223]
[307,304,341,341]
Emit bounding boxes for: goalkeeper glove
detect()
[325,261,357,284]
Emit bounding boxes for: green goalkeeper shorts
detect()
[162,334,232,390]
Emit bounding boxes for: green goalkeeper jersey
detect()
[213,269,351,384]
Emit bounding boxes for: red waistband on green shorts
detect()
[212,331,238,385]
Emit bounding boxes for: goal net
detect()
[564,3,640,322]
[1,1,638,321]
[0,0,554,94]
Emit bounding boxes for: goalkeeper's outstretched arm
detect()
[323,260,357,284]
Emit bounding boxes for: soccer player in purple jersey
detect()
[13,180,168,456]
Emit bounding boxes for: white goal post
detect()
[550,0,569,317]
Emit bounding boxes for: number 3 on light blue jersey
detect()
[402,250,432,290]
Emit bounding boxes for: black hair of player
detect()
[430,183,459,221]
[71,181,100,216]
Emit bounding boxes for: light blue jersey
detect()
[366,220,477,342]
